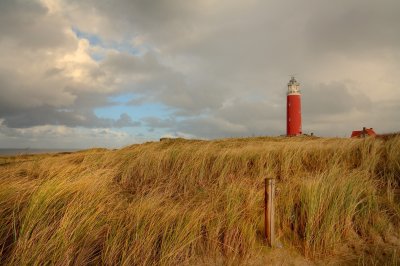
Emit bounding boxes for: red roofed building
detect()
[351,127,377,138]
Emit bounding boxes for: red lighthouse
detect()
[286,77,302,136]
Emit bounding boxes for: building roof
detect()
[351,128,377,138]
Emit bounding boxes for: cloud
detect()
[0,119,135,148]
[304,0,400,55]
[1,0,400,147]
[101,52,164,76]
[143,96,285,138]
[0,0,126,130]
[302,82,372,118]
[1,105,139,129]
[0,0,76,50]
[114,113,141,128]
[143,117,176,129]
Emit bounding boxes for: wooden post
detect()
[264,178,275,247]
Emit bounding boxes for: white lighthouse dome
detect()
[287,76,301,95]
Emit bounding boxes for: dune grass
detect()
[0,136,399,265]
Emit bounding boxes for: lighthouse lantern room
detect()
[286,77,302,136]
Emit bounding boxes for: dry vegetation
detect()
[0,136,399,265]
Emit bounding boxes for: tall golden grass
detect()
[0,136,399,265]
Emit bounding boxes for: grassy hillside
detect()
[0,136,399,265]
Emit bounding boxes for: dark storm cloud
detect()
[67,0,199,41]
[102,52,165,75]
[0,0,76,50]
[1,105,139,129]
[69,92,111,110]
[302,82,371,118]
[0,65,135,129]
[0,68,74,110]
[304,0,400,55]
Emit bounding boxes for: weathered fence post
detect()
[264,178,275,247]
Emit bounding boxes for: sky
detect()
[0,0,399,149]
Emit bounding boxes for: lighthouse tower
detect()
[286,76,302,136]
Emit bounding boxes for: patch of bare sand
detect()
[191,239,400,266]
